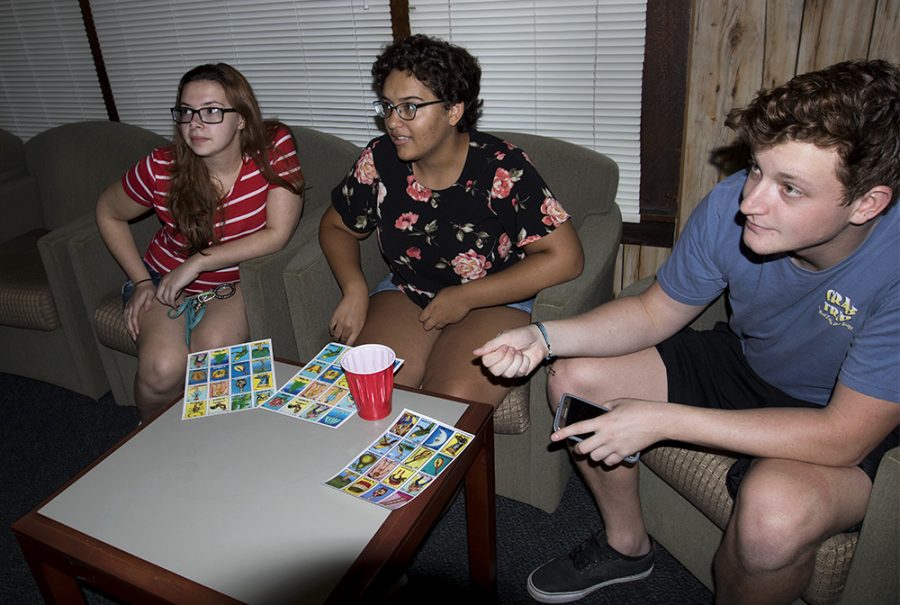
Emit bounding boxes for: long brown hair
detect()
[169,63,304,254]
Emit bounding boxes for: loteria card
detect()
[181,339,274,420]
[258,342,403,429]
[324,409,473,509]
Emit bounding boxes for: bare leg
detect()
[714,459,871,605]
[134,301,189,419]
[423,305,530,406]
[355,291,440,388]
[134,285,250,420]
[189,284,250,352]
[546,348,668,556]
[357,293,529,406]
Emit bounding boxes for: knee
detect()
[728,477,822,572]
[136,351,185,393]
[546,358,613,412]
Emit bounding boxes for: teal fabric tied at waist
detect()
[167,283,237,346]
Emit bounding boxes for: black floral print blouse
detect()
[332,129,571,309]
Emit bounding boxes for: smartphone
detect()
[553,393,640,463]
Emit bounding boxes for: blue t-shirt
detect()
[658,170,899,406]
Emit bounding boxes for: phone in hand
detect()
[553,392,640,463]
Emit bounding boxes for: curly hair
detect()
[169,63,303,254]
[726,59,900,205]
[372,34,483,132]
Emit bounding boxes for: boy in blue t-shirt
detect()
[475,59,899,604]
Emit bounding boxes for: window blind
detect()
[89,0,393,146]
[0,0,107,139]
[409,0,647,222]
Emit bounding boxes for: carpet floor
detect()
[1,373,712,604]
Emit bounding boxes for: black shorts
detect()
[656,322,899,500]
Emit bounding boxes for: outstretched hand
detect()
[473,324,547,378]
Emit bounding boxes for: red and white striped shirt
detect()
[122,125,300,293]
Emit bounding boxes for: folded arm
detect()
[420,220,584,330]
[155,185,303,304]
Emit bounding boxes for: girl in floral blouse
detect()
[320,35,583,406]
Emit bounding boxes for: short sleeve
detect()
[840,277,900,402]
[268,125,302,188]
[121,152,159,207]
[488,142,571,249]
[657,172,747,305]
[331,139,382,233]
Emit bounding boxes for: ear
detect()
[447,102,465,128]
[849,185,893,225]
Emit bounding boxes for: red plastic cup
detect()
[340,344,395,421]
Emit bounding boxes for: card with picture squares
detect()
[258,342,403,429]
[324,409,474,510]
[181,338,275,420]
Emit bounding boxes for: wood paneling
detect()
[796,0,878,70]
[762,0,804,88]
[869,0,900,62]
[617,0,899,292]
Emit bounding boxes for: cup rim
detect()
[340,343,396,374]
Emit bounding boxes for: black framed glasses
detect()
[170,106,238,124]
[372,99,445,121]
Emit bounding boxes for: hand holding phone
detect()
[553,393,640,463]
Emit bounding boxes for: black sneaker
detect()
[527,530,654,603]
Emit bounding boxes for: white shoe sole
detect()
[526,565,654,603]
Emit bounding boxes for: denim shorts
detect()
[121,265,162,306]
[371,273,535,315]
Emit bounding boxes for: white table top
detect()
[39,360,467,604]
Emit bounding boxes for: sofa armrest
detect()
[240,206,328,360]
[282,235,344,363]
[67,215,159,323]
[0,176,42,244]
[533,208,621,321]
[282,221,385,363]
[839,445,899,604]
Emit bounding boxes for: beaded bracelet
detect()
[133,278,154,287]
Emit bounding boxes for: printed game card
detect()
[258,342,402,429]
[324,409,474,509]
[181,338,275,420]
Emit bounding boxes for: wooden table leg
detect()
[16,533,88,605]
[465,417,497,596]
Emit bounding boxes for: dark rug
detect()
[1,373,712,604]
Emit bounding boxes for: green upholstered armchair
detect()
[281,131,622,512]
[0,122,166,397]
[70,125,359,408]
[621,276,899,605]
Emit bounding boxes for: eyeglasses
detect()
[372,99,445,121]
[170,106,238,124]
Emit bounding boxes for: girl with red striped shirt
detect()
[97,63,304,419]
